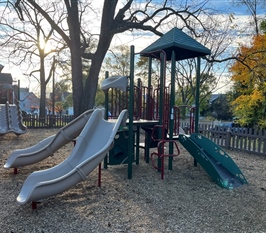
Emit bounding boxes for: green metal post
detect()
[128,45,135,179]
[136,78,141,165]
[168,51,176,170]
[104,71,109,169]
[147,57,152,120]
[157,52,165,170]
[195,57,200,133]
[194,56,201,167]
[145,57,153,164]
[159,52,165,127]
[104,71,109,120]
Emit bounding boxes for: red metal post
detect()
[98,162,101,187]
[32,202,37,209]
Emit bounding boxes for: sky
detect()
[208,0,265,92]
[209,0,247,15]
[109,0,266,93]
[113,0,265,50]
[1,0,265,94]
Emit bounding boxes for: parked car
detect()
[210,122,240,131]
[209,122,245,138]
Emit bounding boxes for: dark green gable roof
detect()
[0,73,13,84]
[140,27,211,61]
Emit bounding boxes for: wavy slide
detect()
[4,109,96,169]
[101,75,128,92]
[179,133,248,189]
[0,100,27,135]
[17,109,127,205]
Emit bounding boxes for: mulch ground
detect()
[0,128,266,232]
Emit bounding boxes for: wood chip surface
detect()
[0,129,265,232]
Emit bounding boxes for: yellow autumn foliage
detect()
[230,34,266,127]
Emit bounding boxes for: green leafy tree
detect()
[135,56,161,87]
[95,85,105,107]
[260,19,266,34]
[62,94,73,112]
[175,72,214,115]
[207,94,233,120]
[54,80,71,102]
[104,45,130,76]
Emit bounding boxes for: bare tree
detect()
[0,1,67,117]
[7,0,215,116]
[162,10,235,108]
[230,0,266,35]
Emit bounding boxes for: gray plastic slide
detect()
[101,76,128,92]
[0,100,27,135]
[0,104,8,133]
[4,109,96,169]
[16,109,127,205]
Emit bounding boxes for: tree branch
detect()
[18,0,71,46]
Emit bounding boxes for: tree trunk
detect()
[82,54,106,111]
[81,0,117,112]
[39,56,46,118]
[70,45,83,116]
[67,0,83,117]
[81,36,114,112]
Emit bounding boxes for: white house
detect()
[19,87,40,114]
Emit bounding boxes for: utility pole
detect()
[52,56,55,116]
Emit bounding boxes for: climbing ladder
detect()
[150,124,180,179]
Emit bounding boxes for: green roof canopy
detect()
[140,27,211,61]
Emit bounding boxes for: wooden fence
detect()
[23,115,74,128]
[199,124,266,156]
[23,115,266,156]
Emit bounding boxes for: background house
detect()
[19,87,40,114]
[0,73,14,104]
[0,73,40,114]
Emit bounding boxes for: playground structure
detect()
[4,27,248,209]
[102,27,248,189]
[0,77,27,135]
